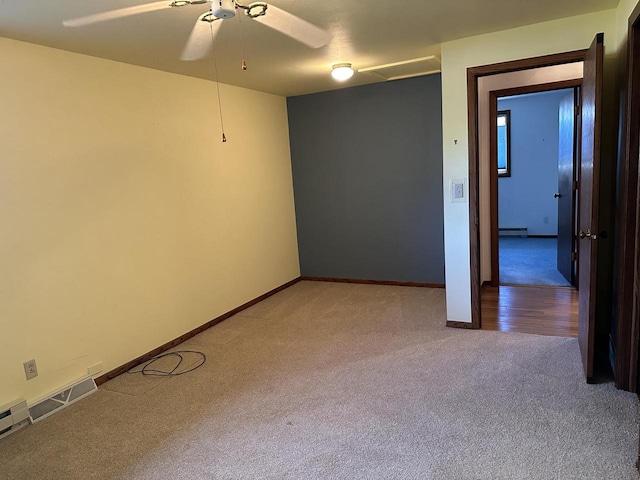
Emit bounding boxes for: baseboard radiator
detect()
[499,227,528,237]
[29,377,97,423]
[0,399,29,439]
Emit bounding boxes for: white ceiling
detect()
[0,0,619,97]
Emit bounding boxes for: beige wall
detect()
[441,9,619,322]
[0,38,300,405]
[617,0,640,48]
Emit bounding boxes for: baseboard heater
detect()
[499,227,528,237]
[0,399,29,440]
[29,377,97,423]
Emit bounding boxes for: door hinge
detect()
[574,105,580,117]
[573,181,579,191]
[571,251,577,262]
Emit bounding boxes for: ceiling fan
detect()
[63,0,331,61]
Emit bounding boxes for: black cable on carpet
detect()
[126,350,206,377]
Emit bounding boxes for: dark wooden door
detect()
[578,33,603,382]
[557,90,577,285]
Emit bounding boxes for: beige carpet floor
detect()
[0,281,638,479]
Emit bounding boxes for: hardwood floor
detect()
[481,285,578,338]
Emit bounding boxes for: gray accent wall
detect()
[287,75,444,283]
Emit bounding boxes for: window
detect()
[497,110,510,177]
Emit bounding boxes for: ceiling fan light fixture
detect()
[331,63,354,81]
[212,0,236,19]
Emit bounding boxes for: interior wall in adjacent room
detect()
[287,75,445,284]
[497,89,571,236]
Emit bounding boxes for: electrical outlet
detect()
[23,359,38,380]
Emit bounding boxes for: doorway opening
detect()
[483,86,582,339]
[479,74,585,340]
[493,88,579,288]
[482,85,581,337]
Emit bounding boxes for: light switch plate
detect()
[450,178,467,203]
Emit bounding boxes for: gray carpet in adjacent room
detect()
[0,282,637,479]
[500,237,572,287]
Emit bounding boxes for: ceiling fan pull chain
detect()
[210,23,227,143]
[238,9,248,70]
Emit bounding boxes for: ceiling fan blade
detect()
[181,17,223,61]
[252,5,330,49]
[63,1,173,27]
